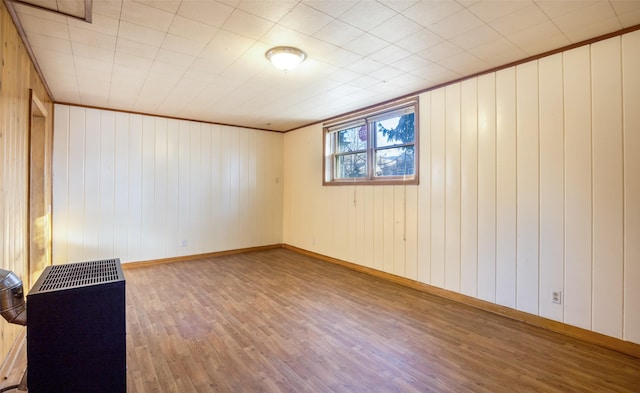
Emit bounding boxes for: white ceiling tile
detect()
[314,19,363,47]
[377,0,420,13]
[12,0,640,131]
[467,0,533,22]
[71,42,115,61]
[68,25,117,50]
[346,57,385,74]
[369,45,411,65]
[321,47,362,67]
[200,30,255,63]
[118,21,166,47]
[561,16,622,43]
[341,33,389,56]
[439,51,489,75]
[261,24,309,47]
[392,54,431,72]
[403,1,463,27]
[387,72,428,88]
[419,40,463,63]
[302,0,358,17]
[169,16,219,43]
[395,28,444,54]
[161,34,207,56]
[134,0,182,14]
[450,24,502,50]
[551,1,619,38]
[508,20,571,54]
[299,36,339,59]
[370,14,422,42]
[74,56,113,74]
[67,13,119,36]
[14,2,67,23]
[339,1,397,31]
[155,48,197,67]
[534,0,599,19]
[411,61,460,84]
[468,37,526,67]
[236,0,298,22]
[18,13,69,40]
[112,59,152,79]
[28,32,72,54]
[223,9,275,39]
[31,47,76,72]
[92,0,123,19]
[618,8,640,28]
[368,65,405,82]
[177,1,235,27]
[490,3,549,36]
[428,9,485,38]
[279,3,334,35]
[121,1,175,32]
[115,38,160,59]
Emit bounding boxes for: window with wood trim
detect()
[323,97,418,185]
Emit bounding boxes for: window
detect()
[323,97,418,185]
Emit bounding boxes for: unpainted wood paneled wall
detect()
[0,1,53,361]
[52,106,284,264]
[283,31,640,344]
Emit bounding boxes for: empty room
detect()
[0,0,639,392]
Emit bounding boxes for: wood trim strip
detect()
[3,0,54,100]
[285,23,640,133]
[55,102,285,134]
[121,244,284,270]
[30,89,48,117]
[283,244,640,359]
[10,0,89,22]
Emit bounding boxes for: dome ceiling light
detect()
[265,46,306,71]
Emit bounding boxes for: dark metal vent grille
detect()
[39,259,121,291]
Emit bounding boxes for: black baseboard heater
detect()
[27,258,126,393]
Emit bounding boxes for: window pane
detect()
[337,125,367,153]
[336,153,367,178]
[375,113,415,148]
[375,146,415,177]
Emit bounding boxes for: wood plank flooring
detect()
[123,249,640,392]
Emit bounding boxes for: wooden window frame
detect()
[323,97,419,186]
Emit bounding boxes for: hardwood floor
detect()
[122,249,640,392]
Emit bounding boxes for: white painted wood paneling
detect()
[476,74,497,303]
[405,185,418,281]
[591,37,624,339]
[495,67,517,309]
[383,186,395,274]
[445,84,461,292]
[515,61,539,315]
[113,112,130,261]
[563,46,592,330]
[460,78,478,297]
[417,92,431,284]
[393,185,405,277]
[52,104,70,263]
[430,88,446,288]
[538,53,565,322]
[53,106,284,264]
[99,111,116,259]
[622,30,640,344]
[126,115,143,262]
[83,109,101,261]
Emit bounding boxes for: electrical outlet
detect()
[551,290,562,304]
[180,239,187,248]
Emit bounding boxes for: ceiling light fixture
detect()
[265,46,306,71]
